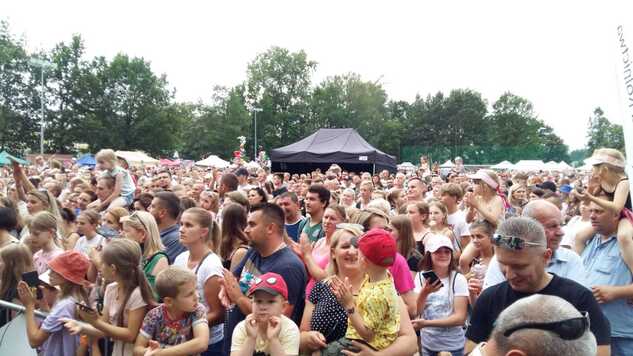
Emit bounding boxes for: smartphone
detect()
[421,270,443,286]
[75,302,95,312]
[21,271,43,299]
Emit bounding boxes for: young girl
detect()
[59,207,80,251]
[413,234,468,356]
[17,250,90,356]
[574,148,633,273]
[219,203,249,271]
[391,214,422,278]
[174,207,225,355]
[29,211,64,274]
[458,220,495,276]
[427,201,459,254]
[64,239,155,356]
[120,211,168,290]
[407,202,430,254]
[74,210,104,256]
[0,243,33,327]
[94,149,136,210]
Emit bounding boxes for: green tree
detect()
[0,21,39,153]
[586,107,625,153]
[245,47,316,150]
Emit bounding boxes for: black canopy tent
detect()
[270,128,397,174]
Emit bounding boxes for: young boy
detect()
[333,228,400,352]
[231,272,300,356]
[134,266,209,356]
[440,183,470,248]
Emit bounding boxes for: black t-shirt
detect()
[466,274,611,345]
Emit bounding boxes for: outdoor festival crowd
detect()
[0,147,632,356]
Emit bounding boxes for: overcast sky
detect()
[4,1,633,150]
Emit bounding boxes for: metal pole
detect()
[40,69,45,154]
[254,109,257,160]
[0,299,48,319]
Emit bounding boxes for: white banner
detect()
[615,25,633,197]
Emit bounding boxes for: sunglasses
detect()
[503,311,590,340]
[492,233,545,250]
[128,211,148,232]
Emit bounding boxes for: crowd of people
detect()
[0,146,631,356]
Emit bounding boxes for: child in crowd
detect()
[0,243,33,327]
[231,272,300,356]
[17,250,90,356]
[73,210,104,256]
[574,148,633,273]
[332,228,400,352]
[94,149,136,210]
[134,266,209,356]
[64,239,155,356]
[29,211,64,274]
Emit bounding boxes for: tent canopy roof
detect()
[270,128,396,170]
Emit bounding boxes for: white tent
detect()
[544,161,560,170]
[490,160,514,170]
[557,161,574,171]
[513,160,545,171]
[195,155,230,168]
[397,162,416,171]
[440,160,454,168]
[115,150,159,167]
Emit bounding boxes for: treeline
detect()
[0,21,624,163]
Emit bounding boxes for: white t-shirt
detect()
[560,217,591,248]
[73,234,105,256]
[231,314,300,355]
[447,210,470,238]
[413,271,468,352]
[174,250,224,345]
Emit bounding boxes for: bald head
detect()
[522,199,561,222]
[490,294,597,356]
[522,199,564,251]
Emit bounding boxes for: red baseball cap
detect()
[247,272,288,300]
[358,228,397,267]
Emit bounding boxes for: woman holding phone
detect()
[413,234,468,356]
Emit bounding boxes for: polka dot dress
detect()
[309,281,348,343]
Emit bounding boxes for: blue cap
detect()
[559,184,572,193]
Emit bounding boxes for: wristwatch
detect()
[346,306,355,315]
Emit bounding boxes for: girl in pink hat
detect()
[17,250,90,356]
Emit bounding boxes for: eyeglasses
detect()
[492,233,545,250]
[503,311,590,340]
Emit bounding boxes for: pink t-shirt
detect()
[389,253,414,294]
[34,247,64,274]
[305,238,331,298]
[104,283,148,356]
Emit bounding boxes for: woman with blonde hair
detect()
[299,225,364,354]
[101,206,129,238]
[464,169,506,227]
[120,211,168,290]
[507,184,528,217]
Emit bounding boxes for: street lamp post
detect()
[252,107,263,160]
[29,58,56,154]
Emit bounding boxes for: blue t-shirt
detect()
[223,246,307,354]
[103,166,135,198]
[160,224,186,263]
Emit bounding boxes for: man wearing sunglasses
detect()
[465,217,611,356]
[471,294,597,356]
[482,200,587,290]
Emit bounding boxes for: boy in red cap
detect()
[331,228,400,352]
[230,272,300,356]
